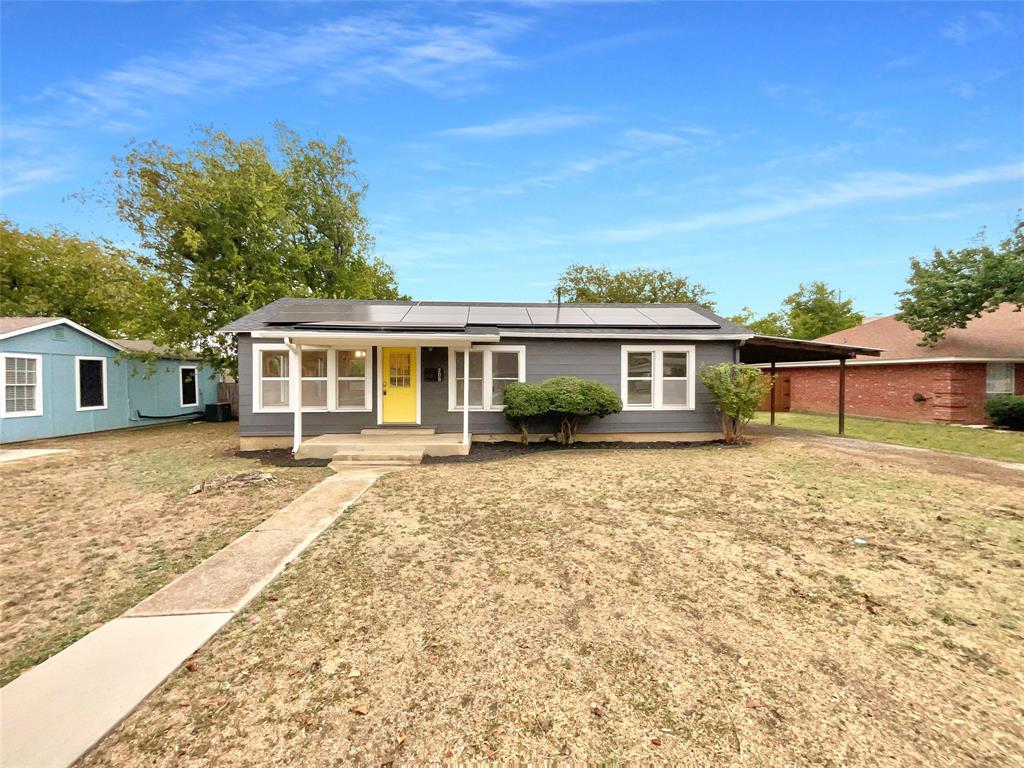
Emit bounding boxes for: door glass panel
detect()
[389,352,411,387]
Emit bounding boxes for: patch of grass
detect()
[0,422,329,685]
[753,411,1024,463]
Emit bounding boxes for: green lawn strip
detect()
[753,411,1024,463]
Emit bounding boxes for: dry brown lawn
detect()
[83,438,1023,767]
[0,422,329,685]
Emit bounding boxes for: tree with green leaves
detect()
[897,217,1023,345]
[107,123,403,374]
[729,282,862,339]
[0,219,159,338]
[553,264,715,309]
[783,281,864,339]
[728,306,790,336]
[699,363,770,444]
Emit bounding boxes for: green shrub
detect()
[985,395,1024,430]
[698,362,771,443]
[502,381,551,444]
[538,376,623,445]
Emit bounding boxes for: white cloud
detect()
[595,162,1024,241]
[439,109,600,139]
[940,11,1011,44]
[18,11,529,130]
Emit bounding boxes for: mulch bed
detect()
[424,438,735,464]
[236,449,330,468]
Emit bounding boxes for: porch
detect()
[295,428,470,467]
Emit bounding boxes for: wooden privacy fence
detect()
[217,381,239,419]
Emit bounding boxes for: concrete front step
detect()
[360,427,436,435]
[331,449,424,463]
[297,433,470,460]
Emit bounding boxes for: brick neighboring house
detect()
[765,303,1024,425]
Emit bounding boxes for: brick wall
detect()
[779,362,1018,424]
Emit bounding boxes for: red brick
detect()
[773,362,1019,425]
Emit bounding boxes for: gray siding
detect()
[238,334,735,437]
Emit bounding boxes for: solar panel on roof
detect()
[638,307,719,327]
[525,306,595,325]
[467,306,531,325]
[401,305,470,327]
[581,307,657,325]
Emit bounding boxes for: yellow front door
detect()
[381,347,417,423]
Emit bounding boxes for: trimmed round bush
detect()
[503,381,551,443]
[985,395,1024,430]
[538,376,623,445]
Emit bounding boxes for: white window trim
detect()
[986,362,1015,395]
[335,348,373,412]
[74,356,108,412]
[0,353,43,418]
[447,345,526,412]
[179,364,199,407]
[252,343,372,414]
[620,345,696,411]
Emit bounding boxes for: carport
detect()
[738,335,883,435]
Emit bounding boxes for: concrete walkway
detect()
[0,448,70,464]
[0,468,388,768]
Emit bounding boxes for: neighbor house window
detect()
[180,365,198,407]
[448,346,526,411]
[986,362,1015,395]
[258,347,290,410]
[620,345,695,410]
[336,349,371,410]
[75,356,107,411]
[1,354,42,417]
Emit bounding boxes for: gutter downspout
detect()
[284,336,302,454]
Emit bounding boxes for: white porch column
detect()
[285,337,302,454]
[462,347,470,445]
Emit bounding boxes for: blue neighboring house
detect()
[0,317,219,444]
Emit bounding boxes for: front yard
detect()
[753,410,1024,463]
[0,422,329,686]
[84,439,1022,766]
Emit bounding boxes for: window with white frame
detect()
[2,354,43,417]
[179,365,198,407]
[986,362,1015,395]
[448,346,526,411]
[258,348,290,410]
[75,356,107,410]
[253,344,372,413]
[336,349,371,410]
[621,345,695,410]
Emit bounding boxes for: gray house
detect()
[224,299,880,456]
[222,299,879,457]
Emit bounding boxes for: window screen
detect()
[180,367,198,406]
[78,359,105,408]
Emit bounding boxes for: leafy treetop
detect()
[553,264,716,309]
[107,123,404,374]
[896,216,1023,345]
[730,281,863,340]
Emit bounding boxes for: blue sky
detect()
[2,1,1022,316]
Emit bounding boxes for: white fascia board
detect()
[252,330,500,344]
[0,318,125,351]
